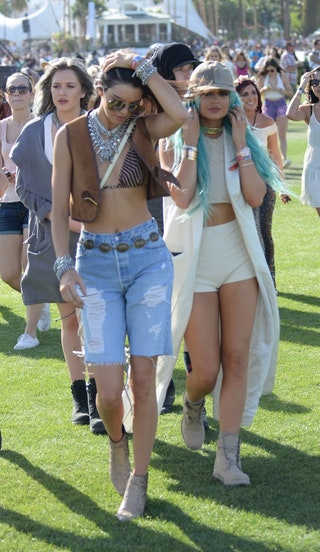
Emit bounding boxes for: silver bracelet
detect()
[53,254,75,281]
[134,59,157,85]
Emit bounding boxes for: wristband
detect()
[131,55,144,71]
[236,146,252,162]
[182,146,198,161]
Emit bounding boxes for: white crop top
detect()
[204,135,230,203]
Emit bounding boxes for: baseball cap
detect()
[151,42,200,80]
[189,61,234,92]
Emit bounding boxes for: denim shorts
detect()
[195,220,255,292]
[0,201,29,235]
[262,98,287,121]
[76,218,174,365]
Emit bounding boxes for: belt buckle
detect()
[99,243,111,252]
[82,239,94,249]
[134,238,146,248]
[116,242,129,252]
[149,232,159,242]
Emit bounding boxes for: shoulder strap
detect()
[100,120,136,190]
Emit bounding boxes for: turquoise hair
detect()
[171,90,286,221]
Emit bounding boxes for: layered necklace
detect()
[88,109,135,164]
[52,108,86,129]
[201,125,223,136]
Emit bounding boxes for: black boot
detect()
[71,380,89,425]
[161,378,176,415]
[87,378,107,435]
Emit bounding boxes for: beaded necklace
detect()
[88,109,135,164]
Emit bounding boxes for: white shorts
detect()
[195,219,255,292]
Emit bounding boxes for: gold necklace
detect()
[202,126,223,135]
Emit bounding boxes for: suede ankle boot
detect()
[213,433,250,486]
[86,378,107,435]
[109,431,131,495]
[183,351,209,430]
[116,473,148,521]
[71,380,89,425]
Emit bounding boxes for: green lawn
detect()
[1,121,319,551]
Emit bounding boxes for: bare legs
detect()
[276,115,289,163]
[92,355,157,476]
[184,278,258,434]
[57,303,85,382]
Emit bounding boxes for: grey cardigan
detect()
[11,116,78,305]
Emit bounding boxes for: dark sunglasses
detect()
[310,78,320,87]
[106,98,143,115]
[6,85,30,95]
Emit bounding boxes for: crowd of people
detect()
[1,36,319,522]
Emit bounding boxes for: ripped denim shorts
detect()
[76,218,173,365]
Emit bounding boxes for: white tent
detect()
[0,1,64,46]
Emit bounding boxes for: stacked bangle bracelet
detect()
[182,145,198,161]
[53,254,75,281]
[133,58,157,85]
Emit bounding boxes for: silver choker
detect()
[88,109,135,163]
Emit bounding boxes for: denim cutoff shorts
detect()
[76,218,174,365]
[262,98,287,120]
[0,201,29,235]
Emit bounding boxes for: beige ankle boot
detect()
[109,433,131,495]
[213,433,250,486]
[116,473,148,521]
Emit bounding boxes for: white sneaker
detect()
[14,333,39,351]
[37,303,51,332]
[283,159,291,169]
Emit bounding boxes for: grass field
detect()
[1,121,319,551]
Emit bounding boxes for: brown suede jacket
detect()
[66,112,180,222]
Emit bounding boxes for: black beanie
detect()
[151,42,200,80]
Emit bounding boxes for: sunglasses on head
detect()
[310,78,320,87]
[6,85,30,95]
[106,98,143,115]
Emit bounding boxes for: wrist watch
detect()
[131,55,144,70]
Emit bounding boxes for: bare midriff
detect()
[206,203,235,226]
[83,186,150,234]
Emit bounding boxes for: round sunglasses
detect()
[6,85,30,95]
[106,98,143,115]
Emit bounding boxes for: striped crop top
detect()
[102,141,147,190]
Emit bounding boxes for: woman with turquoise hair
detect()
[156,61,282,486]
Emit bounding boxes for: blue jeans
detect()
[76,219,173,365]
